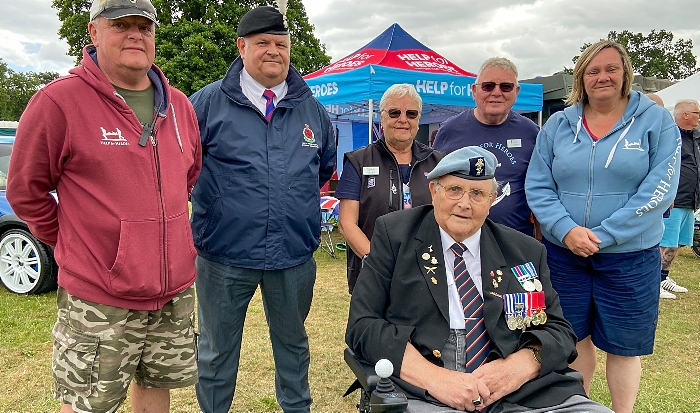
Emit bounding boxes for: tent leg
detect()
[368,99,373,145]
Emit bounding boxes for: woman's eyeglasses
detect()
[385,109,420,119]
[476,82,515,93]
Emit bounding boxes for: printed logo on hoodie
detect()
[100,127,130,146]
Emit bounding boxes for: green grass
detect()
[1,236,699,412]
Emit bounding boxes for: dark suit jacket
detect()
[346,205,585,409]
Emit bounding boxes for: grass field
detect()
[1,233,699,412]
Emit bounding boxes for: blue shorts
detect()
[660,207,694,247]
[543,239,660,356]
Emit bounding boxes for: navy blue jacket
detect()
[189,57,336,270]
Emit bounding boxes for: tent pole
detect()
[368,99,374,145]
[538,110,543,127]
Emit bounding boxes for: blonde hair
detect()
[566,40,634,105]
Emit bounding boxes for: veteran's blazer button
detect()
[432,350,441,358]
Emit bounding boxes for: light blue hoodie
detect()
[525,91,681,253]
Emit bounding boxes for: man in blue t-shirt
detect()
[433,57,539,236]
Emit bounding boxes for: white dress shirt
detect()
[239,68,288,115]
[439,227,484,329]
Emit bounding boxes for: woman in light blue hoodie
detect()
[525,40,680,413]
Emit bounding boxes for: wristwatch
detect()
[523,346,542,364]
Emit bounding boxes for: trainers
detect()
[661,277,688,293]
[660,287,676,299]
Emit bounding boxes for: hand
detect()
[425,369,491,411]
[562,226,601,257]
[471,350,540,404]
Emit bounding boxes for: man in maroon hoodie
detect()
[6,0,202,412]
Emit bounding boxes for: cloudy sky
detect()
[2,0,700,79]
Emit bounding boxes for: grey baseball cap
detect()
[90,0,159,26]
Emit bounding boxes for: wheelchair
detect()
[343,347,585,413]
[343,348,408,413]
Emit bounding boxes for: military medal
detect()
[514,293,526,330]
[533,279,543,292]
[511,262,541,293]
[503,294,518,330]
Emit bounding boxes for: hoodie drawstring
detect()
[604,117,635,168]
[170,103,183,153]
[573,116,582,143]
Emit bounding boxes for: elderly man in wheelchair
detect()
[344,147,612,413]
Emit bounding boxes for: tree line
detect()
[0,60,59,121]
[2,0,700,121]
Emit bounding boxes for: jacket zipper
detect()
[151,118,167,297]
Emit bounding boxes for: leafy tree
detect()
[0,59,60,121]
[51,0,331,95]
[571,30,698,81]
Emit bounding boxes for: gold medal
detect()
[507,316,518,330]
[515,315,525,330]
[531,310,541,325]
[538,311,547,325]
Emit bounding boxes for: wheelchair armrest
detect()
[344,348,381,393]
[562,367,584,384]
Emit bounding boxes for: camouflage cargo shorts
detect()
[52,286,198,413]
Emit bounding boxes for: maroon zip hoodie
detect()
[7,45,202,310]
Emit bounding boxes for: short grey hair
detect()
[379,83,422,114]
[674,99,700,120]
[477,57,519,85]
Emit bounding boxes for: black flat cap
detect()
[237,6,289,37]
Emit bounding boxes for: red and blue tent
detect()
[303,24,543,116]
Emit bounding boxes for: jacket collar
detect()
[220,57,311,108]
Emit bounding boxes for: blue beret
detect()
[426,146,498,180]
[237,6,289,37]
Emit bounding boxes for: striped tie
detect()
[263,89,276,121]
[451,242,491,372]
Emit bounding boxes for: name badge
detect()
[363,166,380,176]
[507,139,522,148]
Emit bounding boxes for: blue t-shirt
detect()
[433,108,539,235]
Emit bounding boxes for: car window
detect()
[0,142,13,190]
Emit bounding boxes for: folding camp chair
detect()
[320,196,340,258]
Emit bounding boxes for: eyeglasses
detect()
[384,109,420,119]
[435,182,493,204]
[476,82,515,93]
[687,111,700,115]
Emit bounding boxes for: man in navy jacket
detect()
[189,6,336,413]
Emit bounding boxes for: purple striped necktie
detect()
[263,89,276,121]
[450,242,491,372]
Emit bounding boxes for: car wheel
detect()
[0,228,57,294]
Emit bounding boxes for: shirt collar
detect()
[439,227,481,260]
[240,68,287,101]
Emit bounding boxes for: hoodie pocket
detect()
[108,218,162,298]
[164,211,197,294]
